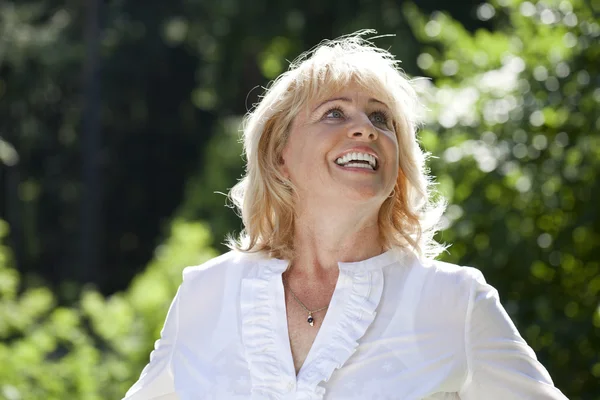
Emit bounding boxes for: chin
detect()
[336,187,384,202]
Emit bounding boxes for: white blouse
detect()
[123,248,568,400]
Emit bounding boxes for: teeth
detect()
[345,162,373,170]
[335,152,377,169]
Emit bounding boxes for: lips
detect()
[335,153,377,170]
[333,147,380,171]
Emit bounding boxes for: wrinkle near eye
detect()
[324,107,345,120]
[369,110,393,130]
[314,102,394,130]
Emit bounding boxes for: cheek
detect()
[283,123,340,172]
[382,133,400,164]
[282,132,304,161]
[282,135,317,175]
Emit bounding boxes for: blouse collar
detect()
[258,246,405,274]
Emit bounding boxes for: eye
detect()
[370,111,390,127]
[324,107,345,119]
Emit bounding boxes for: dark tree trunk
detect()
[80,0,103,283]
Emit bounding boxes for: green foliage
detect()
[0,220,217,400]
[406,1,600,398]
[1,0,599,398]
[0,1,216,292]
[176,116,246,253]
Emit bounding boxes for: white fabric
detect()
[123,248,568,400]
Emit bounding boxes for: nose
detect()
[348,116,378,141]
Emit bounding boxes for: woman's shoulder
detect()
[179,250,265,288]
[183,250,241,276]
[173,251,261,316]
[421,258,485,282]
[401,255,490,302]
[381,253,494,339]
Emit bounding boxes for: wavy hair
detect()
[226,31,446,261]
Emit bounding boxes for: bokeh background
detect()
[0,0,599,398]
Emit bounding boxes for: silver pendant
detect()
[307,313,314,326]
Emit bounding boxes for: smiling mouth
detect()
[334,161,377,171]
[334,153,378,170]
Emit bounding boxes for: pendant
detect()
[307,313,314,326]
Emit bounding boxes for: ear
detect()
[278,149,290,180]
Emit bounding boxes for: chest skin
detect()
[282,272,338,376]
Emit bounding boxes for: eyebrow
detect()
[311,96,388,112]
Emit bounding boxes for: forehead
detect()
[310,93,389,113]
[306,79,393,110]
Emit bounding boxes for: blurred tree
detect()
[403,0,599,397]
[0,1,215,296]
[0,0,488,297]
[0,218,217,399]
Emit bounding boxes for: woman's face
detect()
[280,82,399,209]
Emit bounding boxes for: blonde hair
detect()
[227,31,446,261]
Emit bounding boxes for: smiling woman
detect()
[230,34,444,264]
[123,31,568,400]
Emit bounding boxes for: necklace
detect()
[282,275,329,327]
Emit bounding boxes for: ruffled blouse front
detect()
[240,250,389,399]
[123,249,568,400]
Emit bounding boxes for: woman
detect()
[123,33,567,399]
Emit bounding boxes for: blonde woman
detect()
[123,33,567,399]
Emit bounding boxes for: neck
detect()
[287,200,385,282]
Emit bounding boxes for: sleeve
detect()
[458,268,569,400]
[122,286,182,400]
